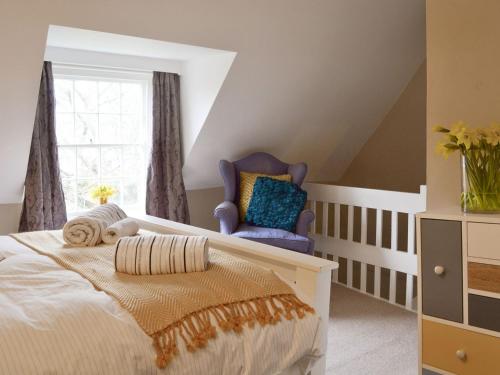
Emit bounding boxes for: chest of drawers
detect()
[417,211,500,375]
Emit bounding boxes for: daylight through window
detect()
[53,67,151,212]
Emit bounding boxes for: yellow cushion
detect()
[238,171,292,222]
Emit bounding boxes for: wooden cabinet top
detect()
[418,207,500,224]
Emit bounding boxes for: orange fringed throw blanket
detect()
[11,230,315,368]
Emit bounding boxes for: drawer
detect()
[422,319,500,375]
[421,219,463,322]
[468,222,500,261]
[469,294,500,332]
[468,262,500,294]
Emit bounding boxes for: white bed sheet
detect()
[0,236,322,375]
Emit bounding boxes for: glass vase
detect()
[461,152,500,213]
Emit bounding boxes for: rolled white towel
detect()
[102,218,139,244]
[114,234,209,275]
[63,203,127,247]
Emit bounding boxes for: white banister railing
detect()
[304,183,427,311]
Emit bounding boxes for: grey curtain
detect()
[146,72,190,223]
[19,61,67,232]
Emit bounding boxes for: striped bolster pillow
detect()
[114,235,209,275]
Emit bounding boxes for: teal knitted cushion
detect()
[245,177,307,232]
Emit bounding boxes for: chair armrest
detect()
[213,201,239,234]
[295,209,315,237]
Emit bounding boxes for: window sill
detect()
[67,207,145,220]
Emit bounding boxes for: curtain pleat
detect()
[19,61,67,232]
[146,72,190,223]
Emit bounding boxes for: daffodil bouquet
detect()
[434,121,500,213]
[90,184,117,205]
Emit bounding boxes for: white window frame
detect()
[53,64,153,215]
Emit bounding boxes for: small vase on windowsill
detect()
[90,185,117,207]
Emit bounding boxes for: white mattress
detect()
[0,236,322,375]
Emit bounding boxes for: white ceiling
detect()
[47,25,229,61]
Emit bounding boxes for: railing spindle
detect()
[405,273,414,310]
[347,205,354,287]
[374,208,383,298]
[334,203,340,239]
[374,266,381,298]
[389,211,398,303]
[375,209,382,247]
[332,255,339,282]
[391,211,398,251]
[347,205,354,241]
[407,213,415,254]
[360,207,367,244]
[310,200,316,235]
[322,202,329,237]
[389,270,397,304]
[360,207,367,292]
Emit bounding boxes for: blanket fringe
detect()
[152,294,314,368]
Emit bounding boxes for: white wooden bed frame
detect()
[133,214,339,375]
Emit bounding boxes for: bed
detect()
[0,214,337,374]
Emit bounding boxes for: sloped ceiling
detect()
[0,0,425,203]
[44,26,237,169]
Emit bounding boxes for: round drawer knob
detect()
[456,349,467,361]
[434,265,445,275]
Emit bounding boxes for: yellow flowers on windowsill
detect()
[434,122,500,213]
[90,185,117,205]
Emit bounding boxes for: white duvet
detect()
[0,236,322,375]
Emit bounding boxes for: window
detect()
[53,66,151,213]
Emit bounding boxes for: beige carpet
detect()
[326,284,418,375]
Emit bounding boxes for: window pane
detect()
[122,178,139,206]
[58,147,76,179]
[77,180,98,209]
[99,114,120,144]
[55,113,75,145]
[75,80,98,113]
[99,81,120,113]
[121,83,142,114]
[54,73,148,213]
[77,147,99,178]
[101,146,121,177]
[62,178,77,212]
[75,113,98,144]
[122,145,144,177]
[55,79,74,112]
[121,114,142,144]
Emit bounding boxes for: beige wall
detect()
[0,189,223,235]
[427,0,500,209]
[0,0,424,205]
[336,63,426,193]
[186,187,224,232]
[0,204,22,235]
[0,1,424,233]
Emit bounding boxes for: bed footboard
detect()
[132,214,338,375]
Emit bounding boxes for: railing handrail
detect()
[303,183,427,214]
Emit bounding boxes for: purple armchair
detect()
[213,152,315,254]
